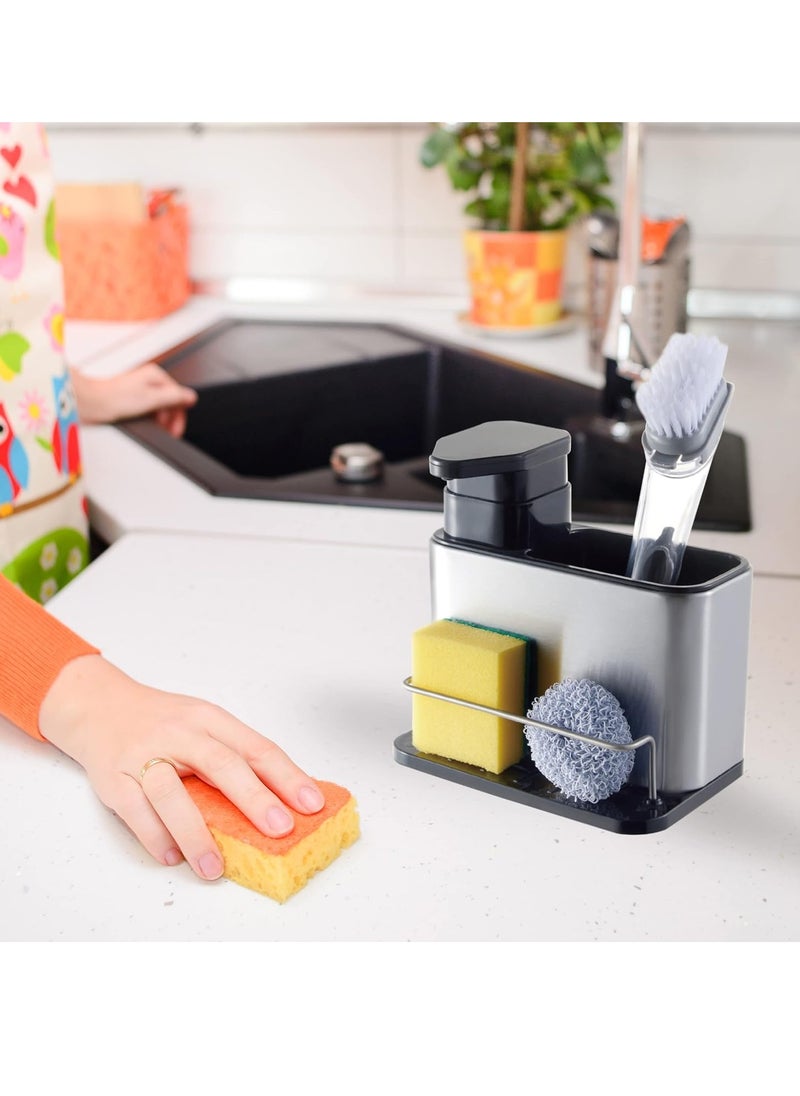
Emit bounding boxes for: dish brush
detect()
[627,332,733,584]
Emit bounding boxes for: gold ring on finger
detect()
[139,757,178,783]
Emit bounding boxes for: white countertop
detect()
[2,292,798,942]
[2,530,798,942]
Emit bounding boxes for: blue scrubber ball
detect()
[525,678,634,803]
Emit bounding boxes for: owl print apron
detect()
[0,122,89,604]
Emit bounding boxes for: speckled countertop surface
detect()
[1,294,798,941]
[2,532,797,942]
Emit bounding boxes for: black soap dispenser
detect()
[428,420,572,554]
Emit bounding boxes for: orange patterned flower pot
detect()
[464,229,567,327]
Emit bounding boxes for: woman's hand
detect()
[39,655,325,880]
[70,361,198,437]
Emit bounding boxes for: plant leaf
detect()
[420,128,456,168]
[444,148,483,191]
[418,121,623,229]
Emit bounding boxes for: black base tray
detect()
[394,732,743,835]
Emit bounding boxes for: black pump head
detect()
[429,421,572,550]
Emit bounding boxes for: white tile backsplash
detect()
[690,239,800,292]
[190,228,398,281]
[398,231,467,287]
[397,127,466,232]
[643,130,800,239]
[45,123,800,298]
[48,128,398,230]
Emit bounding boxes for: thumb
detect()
[164,384,198,408]
[145,379,198,410]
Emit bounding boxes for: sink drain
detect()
[329,442,385,483]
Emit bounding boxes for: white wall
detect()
[46,123,800,305]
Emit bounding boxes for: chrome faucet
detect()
[601,122,657,384]
[597,122,664,424]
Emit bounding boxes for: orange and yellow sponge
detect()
[183,777,360,903]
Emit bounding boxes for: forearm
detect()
[0,575,99,739]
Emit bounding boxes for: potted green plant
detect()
[420,122,622,329]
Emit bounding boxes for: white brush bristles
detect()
[636,333,728,439]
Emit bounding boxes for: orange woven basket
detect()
[58,200,190,322]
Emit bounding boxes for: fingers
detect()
[90,692,327,883]
[130,728,322,880]
[154,406,188,437]
[98,765,226,882]
[137,761,225,880]
[114,721,324,882]
[199,707,326,819]
[143,364,196,436]
[151,379,198,409]
[70,363,197,426]
[138,363,197,409]
[96,773,189,872]
[181,732,322,841]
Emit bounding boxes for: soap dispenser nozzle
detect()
[429,420,572,554]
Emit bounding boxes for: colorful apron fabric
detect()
[0,122,89,604]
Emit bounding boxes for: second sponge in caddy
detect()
[411,618,536,774]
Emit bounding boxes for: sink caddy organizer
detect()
[394,421,752,834]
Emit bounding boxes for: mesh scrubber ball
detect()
[524,678,634,803]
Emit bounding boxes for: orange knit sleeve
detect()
[0,575,100,741]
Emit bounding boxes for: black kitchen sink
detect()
[118,318,751,530]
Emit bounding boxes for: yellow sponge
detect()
[184,777,360,903]
[411,619,530,774]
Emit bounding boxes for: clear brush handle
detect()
[626,460,712,584]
